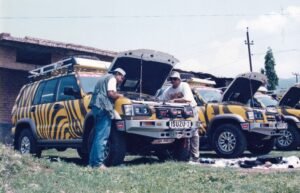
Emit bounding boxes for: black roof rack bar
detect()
[28,57,75,79]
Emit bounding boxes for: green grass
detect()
[1,145,300,193]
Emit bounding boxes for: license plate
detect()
[276,122,287,129]
[169,120,192,129]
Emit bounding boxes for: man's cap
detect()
[110,68,126,76]
[169,71,181,80]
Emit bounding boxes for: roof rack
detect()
[28,57,75,79]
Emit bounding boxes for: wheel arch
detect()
[284,116,300,129]
[207,114,245,144]
[14,119,37,149]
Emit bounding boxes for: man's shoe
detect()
[188,157,200,165]
[98,164,107,170]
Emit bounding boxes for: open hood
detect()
[109,49,179,96]
[222,72,267,104]
[279,84,300,107]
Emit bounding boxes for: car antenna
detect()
[140,54,143,100]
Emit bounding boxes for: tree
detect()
[263,47,278,90]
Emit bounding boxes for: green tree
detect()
[263,47,278,90]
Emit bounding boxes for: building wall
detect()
[0,68,28,123]
[0,46,37,71]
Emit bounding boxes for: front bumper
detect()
[241,122,287,136]
[116,119,201,139]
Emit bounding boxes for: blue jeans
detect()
[89,107,111,167]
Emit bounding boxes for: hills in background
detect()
[277,77,297,90]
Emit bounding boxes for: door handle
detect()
[30,106,36,112]
[53,103,63,110]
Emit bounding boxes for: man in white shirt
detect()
[88,68,126,169]
[160,71,200,163]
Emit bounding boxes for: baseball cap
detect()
[110,68,126,76]
[169,71,181,80]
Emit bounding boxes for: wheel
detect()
[84,127,127,167]
[155,148,173,162]
[17,129,41,157]
[248,138,274,155]
[77,147,89,163]
[104,127,126,166]
[212,124,247,158]
[275,124,300,150]
[173,138,190,161]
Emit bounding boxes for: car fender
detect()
[207,114,245,141]
[15,118,38,139]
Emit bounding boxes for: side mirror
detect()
[64,86,81,98]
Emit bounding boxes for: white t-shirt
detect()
[107,77,117,92]
[160,82,197,107]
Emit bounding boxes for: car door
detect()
[31,78,59,140]
[56,75,84,140]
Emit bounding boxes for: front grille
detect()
[266,115,276,122]
[266,114,283,122]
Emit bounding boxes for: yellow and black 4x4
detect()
[11,50,201,166]
[191,72,287,158]
[253,85,300,150]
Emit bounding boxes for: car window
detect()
[32,82,46,105]
[40,79,58,104]
[57,76,80,101]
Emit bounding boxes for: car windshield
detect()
[78,73,103,93]
[256,95,278,107]
[197,89,222,103]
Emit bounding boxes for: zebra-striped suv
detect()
[11,50,201,166]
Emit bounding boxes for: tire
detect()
[77,147,89,163]
[84,127,127,167]
[248,138,274,155]
[212,124,247,158]
[173,138,190,161]
[275,124,300,150]
[155,148,173,162]
[104,128,127,166]
[17,129,41,157]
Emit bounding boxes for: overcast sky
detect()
[1,0,299,78]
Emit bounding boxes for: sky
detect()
[0,0,299,78]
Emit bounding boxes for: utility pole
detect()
[292,72,300,83]
[244,27,254,72]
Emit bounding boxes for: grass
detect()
[1,145,300,193]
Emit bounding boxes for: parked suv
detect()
[253,84,300,150]
[11,50,201,166]
[191,72,287,158]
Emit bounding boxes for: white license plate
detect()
[276,122,287,128]
[169,120,192,129]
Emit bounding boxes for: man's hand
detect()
[108,91,123,100]
[170,98,190,103]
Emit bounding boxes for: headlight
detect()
[183,106,194,118]
[123,104,151,116]
[133,104,152,116]
[247,112,254,120]
[254,111,264,120]
[123,104,133,116]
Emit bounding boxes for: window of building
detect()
[16,49,51,65]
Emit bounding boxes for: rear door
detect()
[31,78,59,139]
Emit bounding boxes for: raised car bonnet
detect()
[109,49,179,96]
[279,84,300,107]
[222,72,267,104]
